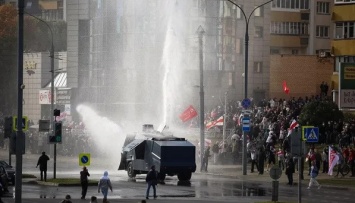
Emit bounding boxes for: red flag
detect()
[179,105,198,122]
[283,81,290,94]
[205,116,224,130]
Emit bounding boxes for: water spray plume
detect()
[76,104,125,170]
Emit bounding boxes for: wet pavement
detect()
[1,149,355,202]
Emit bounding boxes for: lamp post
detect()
[226,0,274,175]
[25,12,56,179]
[197,25,205,169]
[16,1,25,202]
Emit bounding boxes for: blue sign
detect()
[241,98,251,109]
[305,127,319,143]
[242,117,250,132]
[79,153,91,166]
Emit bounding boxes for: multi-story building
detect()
[331,0,355,109]
[270,0,333,55]
[218,0,271,101]
[65,0,272,124]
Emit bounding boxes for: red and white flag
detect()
[287,119,299,135]
[328,146,339,176]
[206,116,224,130]
[179,105,198,122]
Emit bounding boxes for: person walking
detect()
[307,161,321,189]
[80,166,90,199]
[145,165,158,200]
[36,151,50,181]
[98,171,113,200]
[285,158,295,186]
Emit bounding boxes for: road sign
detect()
[79,153,91,166]
[269,165,282,180]
[301,126,313,141]
[242,117,250,132]
[39,120,50,132]
[305,127,319,143]
[12,116,28,131]
[241,98,251,109]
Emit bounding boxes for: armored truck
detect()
[118,124,196,181]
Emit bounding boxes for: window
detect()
[335,0,355,4]
[301,13,309,20]
[254,6,263,17]
[254,62,263,73]
[316,26,329,38]
[292,49,299,55]
[270,22,309,35]
[300,37,308,45]
[272,0,309,9]
[317,2,330,14]
[236,38,242,54]
[270,48,280,54]
[255,26,263,38]
[334,22,355,39]
[235,5,243,19]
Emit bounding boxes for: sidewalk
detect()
[198,163,354,189]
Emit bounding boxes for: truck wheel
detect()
[178,172,192,181]
[158,172,166,181]
[127,162,136,178]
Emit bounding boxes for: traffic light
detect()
[49,122,62,143]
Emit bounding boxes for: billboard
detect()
[339,63,355,109]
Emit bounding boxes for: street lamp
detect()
[197,25,205,170]
[25,12,57,179]
[226,0,274,175]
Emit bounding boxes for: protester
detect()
[80,166,90,199]
[36,151,50,181]
[307,161,321,189]
[285,157,295,186]
[98,171,113,200]
[145,165,158,199]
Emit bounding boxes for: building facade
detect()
[331,0,355,108]
[65,0,272,124]
[270,0,334,55]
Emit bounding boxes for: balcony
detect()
[332,39,355,56]
[332,4,355,21]
[271,35,308,48]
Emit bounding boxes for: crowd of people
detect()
[198,94,355,181]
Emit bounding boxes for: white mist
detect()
[76,104,125,171]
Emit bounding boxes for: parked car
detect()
[0,161,15,185]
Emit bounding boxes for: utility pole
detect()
[197,25,205,169]
[222,92,227,152]
[16,0,25,202]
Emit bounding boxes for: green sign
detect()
[340,63,355,108]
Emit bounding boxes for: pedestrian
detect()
[277,148,285,170]
[102,197,110,203]
[36,151,50,181]
[258,146,266,175]
[307,161,321,189]
[322,147,329,173]
[90,196,98,203]
[60,194,72,203]
[250,143,258,173]
[285,157,295,186]
[201,146,210,172]
[80,166,90,199]
[98,171,113,200]
[145,165,158,200]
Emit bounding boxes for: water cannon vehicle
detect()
[118,124,196,181]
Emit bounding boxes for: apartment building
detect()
[331,0,355,109]
[270,0,333,55]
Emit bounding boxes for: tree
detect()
[0,4,18,116]
[298,100,344,127]
[0,4,67,116]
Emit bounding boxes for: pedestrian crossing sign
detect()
[304,127,319,143]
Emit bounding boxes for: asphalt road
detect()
[1,149,355,203]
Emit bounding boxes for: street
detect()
[0,149,354,203]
